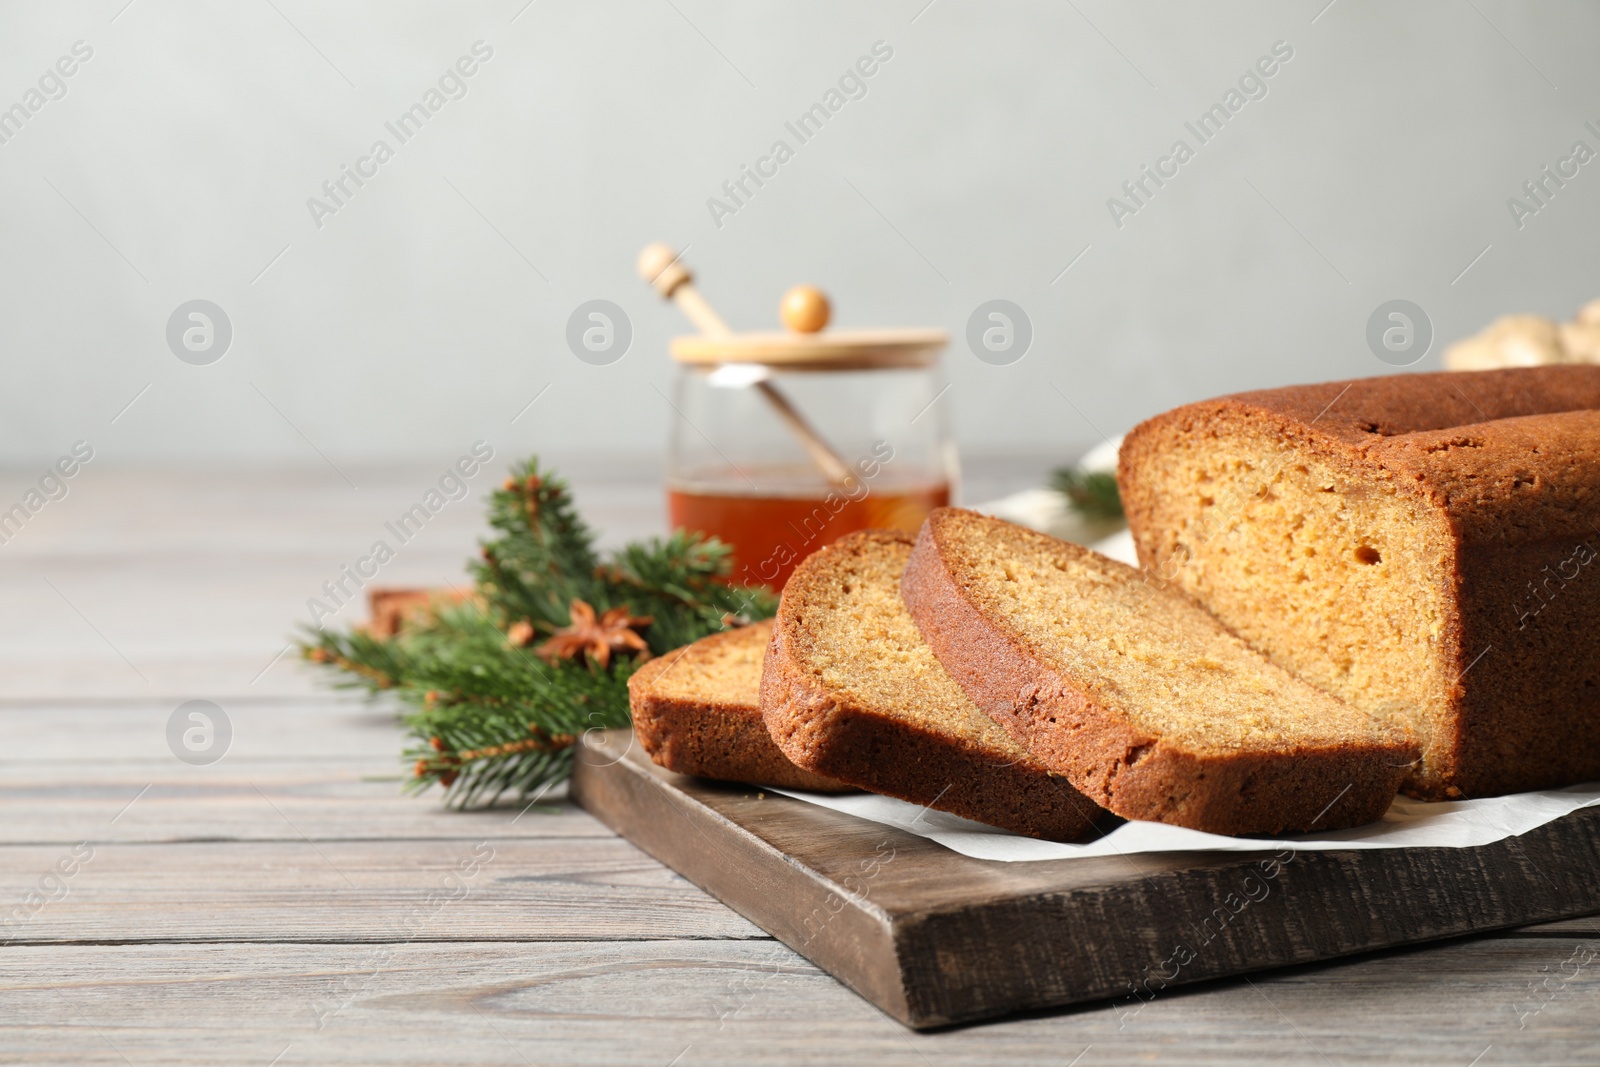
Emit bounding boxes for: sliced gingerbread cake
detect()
[901,509,1416,834]
[1118,365,1600,798]
[760,530,1102,841]
[629,621,849,792]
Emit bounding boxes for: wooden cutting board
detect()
[571,729,1600,1029]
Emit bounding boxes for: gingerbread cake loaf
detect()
[628,621,850,792]
[760,530,1102,841]
[901,509,1415,834]
[1118,365,1600,798]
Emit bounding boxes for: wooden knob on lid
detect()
[780,285,831,334]
[637,243,690,298]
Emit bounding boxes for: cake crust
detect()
[1119,366,1600,798]
[628,621,850,792]
[901,509,1416,835]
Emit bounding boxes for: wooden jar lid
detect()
[670,327,947,370]
[637,257,948,370]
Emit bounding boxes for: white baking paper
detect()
[768,782,1600,861]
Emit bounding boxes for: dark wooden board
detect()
[572,729,1600,1029]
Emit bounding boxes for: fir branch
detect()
[474,463,602,635]
[602,530,777,653]
[1051,467,1125,522]
[298,456,775,810]
[302,624,413,691]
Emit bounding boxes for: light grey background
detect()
[1,0,1596,470]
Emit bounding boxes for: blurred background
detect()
[4,1,1598,465]
[0,0,1596,687]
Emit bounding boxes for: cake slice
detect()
[628,621,849,792]
[760,530,1101,842]
[1118,365,1600,798]
[901,509,1417,835]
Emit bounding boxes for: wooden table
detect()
[3,462,1597,1065]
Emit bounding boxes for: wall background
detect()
[1,0,1597,471]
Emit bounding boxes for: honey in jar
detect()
[668,464,952,590]
[649,265,958,591]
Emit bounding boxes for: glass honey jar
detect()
[640,247,958,590]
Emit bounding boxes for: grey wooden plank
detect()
[0,761,604,844]
[0,699,411,762]
[0,462,664,560]
[0,457,1027,567]
[0,556,464,701]
[0,462,660,704]
[1514,916,1600,935]
[1,936,1598,1065]
[0,839,763,944]
[0,692,605,844]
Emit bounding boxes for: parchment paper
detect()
[770,782,1600,861]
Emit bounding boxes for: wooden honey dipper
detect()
[637,244,854,487]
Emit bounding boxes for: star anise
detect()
[534,598,652,668]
